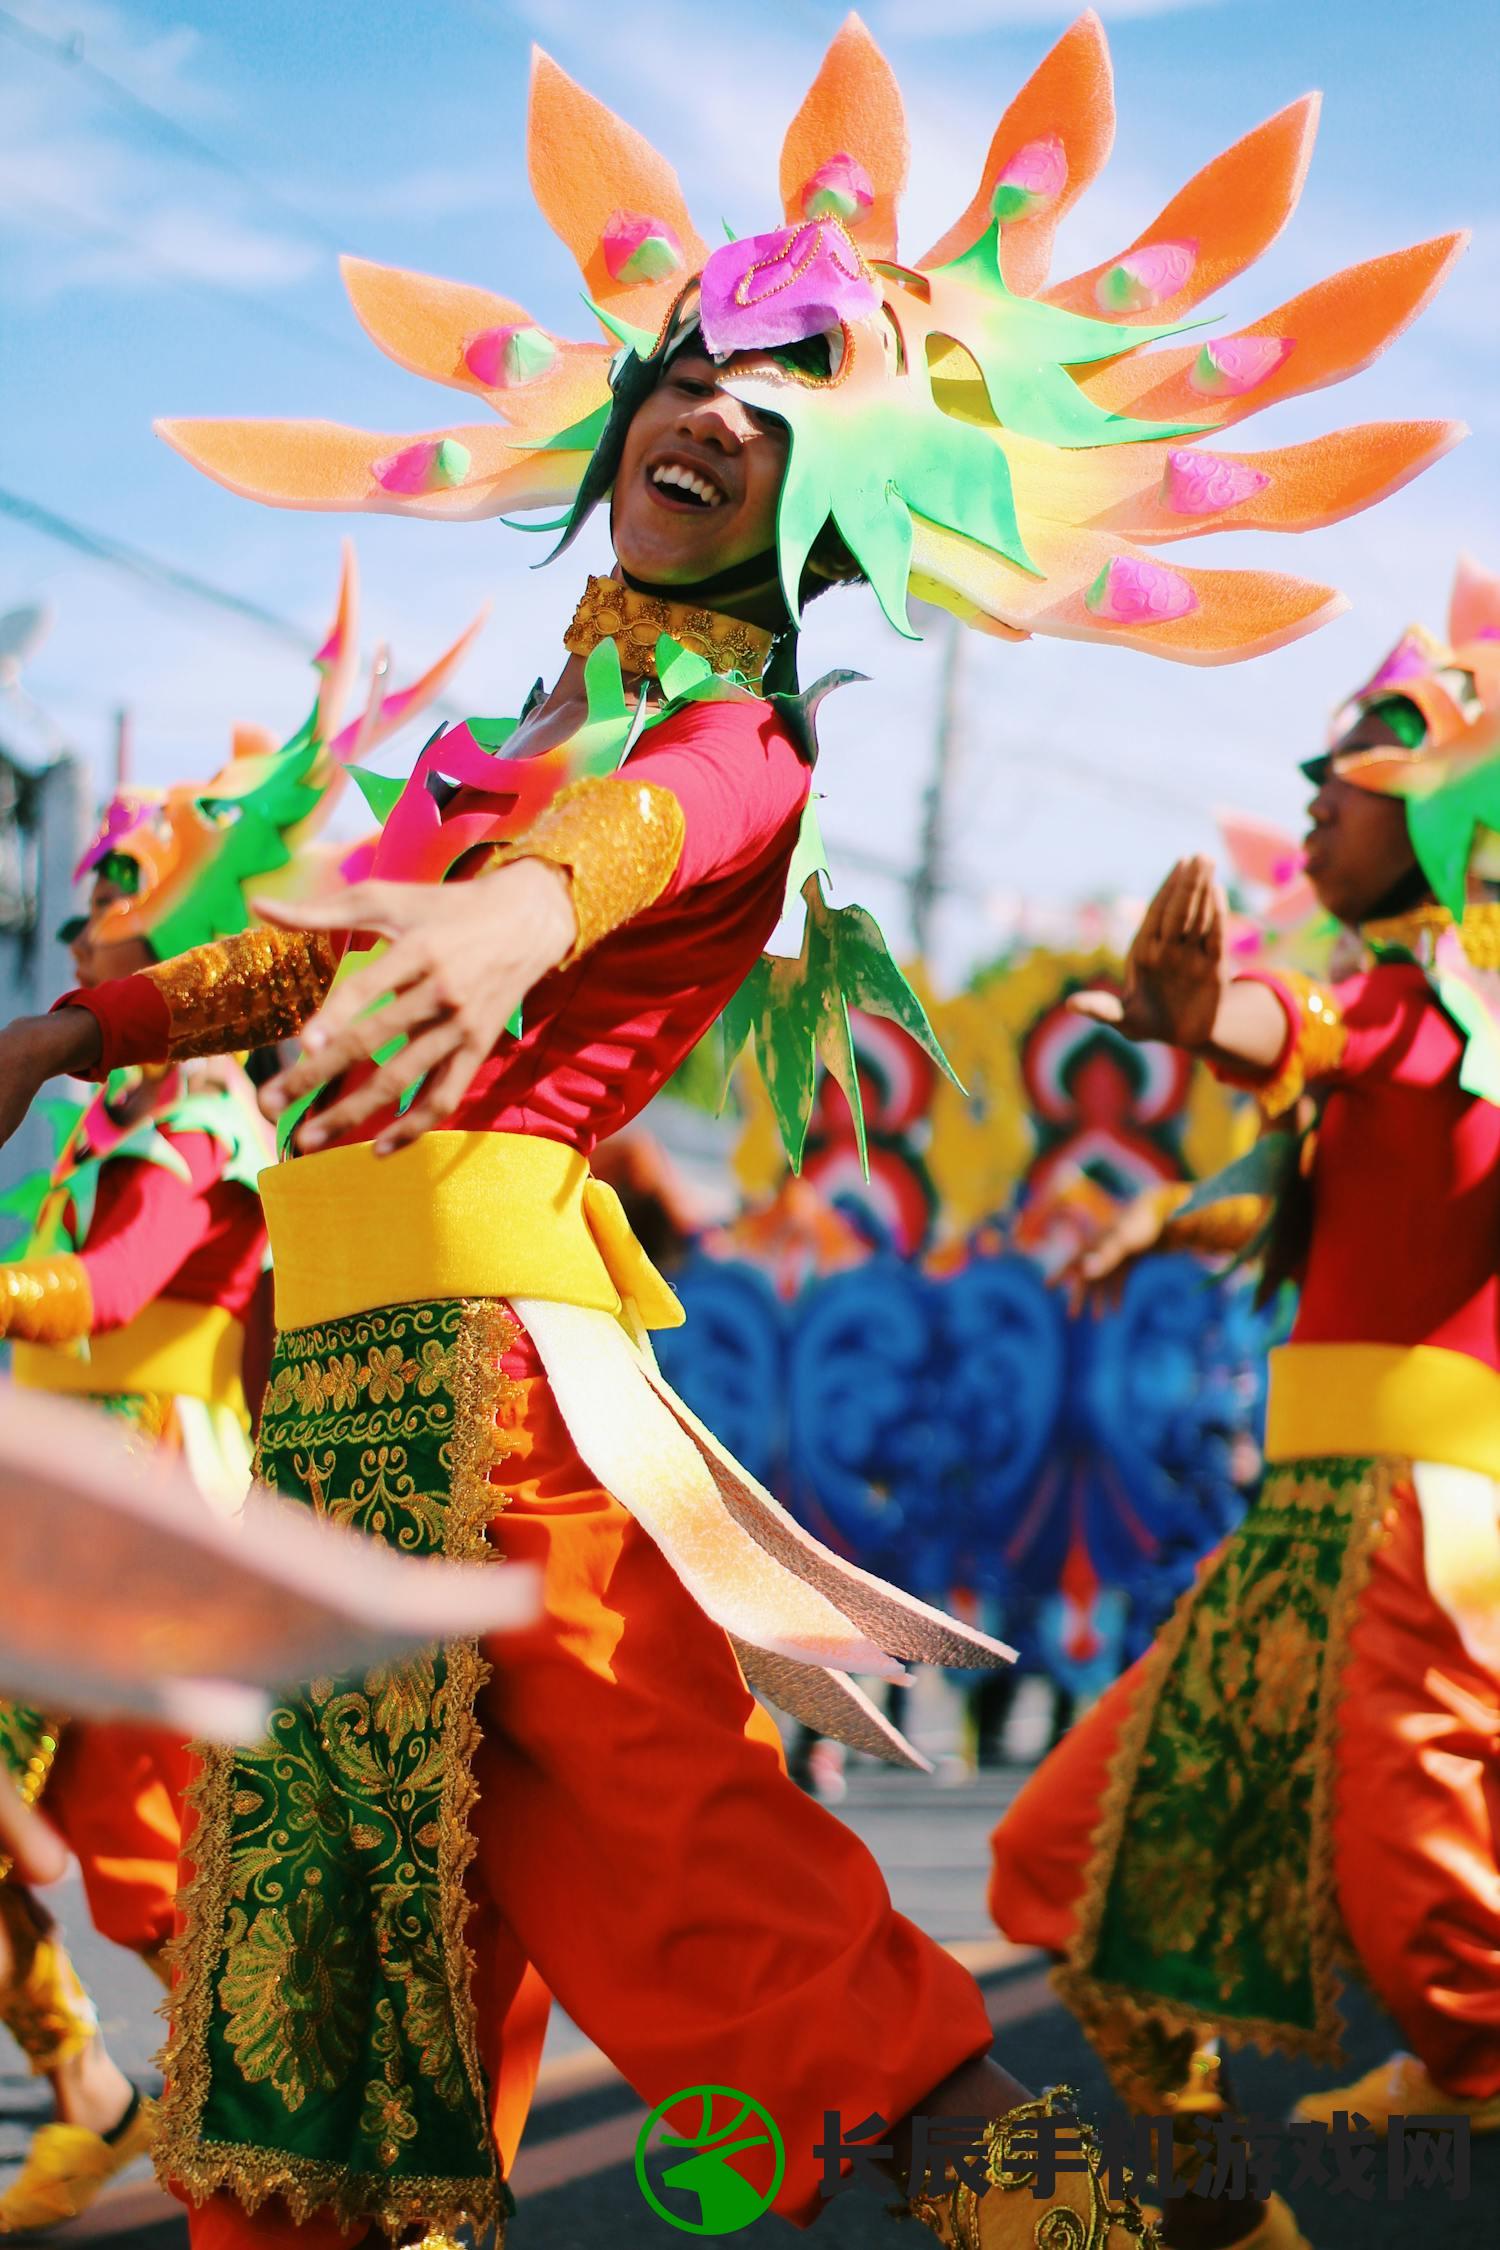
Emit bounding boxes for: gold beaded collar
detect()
[1363,899,1500,968]
[1361,901,1452,957]
[564,575,773,687]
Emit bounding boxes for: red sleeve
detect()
[75,1132,226,1331]
[621,699,811,898]
[53,979,171,1077]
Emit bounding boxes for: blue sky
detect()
[3,0,1495,980]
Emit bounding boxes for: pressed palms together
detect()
[1072,856,1229,1050]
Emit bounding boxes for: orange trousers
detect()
[990,1479,1500,2100]
[179,1369,992,2246]
[44,1721,190,1959]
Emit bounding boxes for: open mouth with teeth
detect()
[648,459,728,511]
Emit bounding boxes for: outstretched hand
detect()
[1070,856,1228,1051]
[256,859,577,1156]
[1056,1188,1173,1318]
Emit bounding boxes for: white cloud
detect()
[0,3,316,300]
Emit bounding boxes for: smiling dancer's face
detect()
[610,350,790,589]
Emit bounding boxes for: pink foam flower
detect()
[463,324,558,389]
[1095,240,1197,314]
[1085,555,1198,626]
[371,439,472,496]
[601,211,684,285]
[1190,335,1294,397]
[1162,448,1272,518]
[990,135,1067,222]
[800,153,874,224]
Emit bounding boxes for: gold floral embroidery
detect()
[154,1297,522,2240]
[358,1996,419,2170]
[218,1891,363,2111]
[1057,1457,1399,2082]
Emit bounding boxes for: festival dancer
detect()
[0,556,476,2235]
[0,15,1466,2247]
[989,555,1500,2249]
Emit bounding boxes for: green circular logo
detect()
[634,2084,785,2235]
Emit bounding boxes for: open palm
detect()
[1071,857,1228,1050]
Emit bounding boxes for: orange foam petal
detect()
[911,515,1345,663]
[156,418,588,522]
[349,609,488,760]
[313,540,359,743]
[1045,94,1319,323]
[341,258,612,438]
[920,9,1115,296]
[1450,552,1500,649]
[1074,233,1468,429]
[527,48,708,325]
[1003,419,1464,542]
[230,723,279,762]
[779,12,909,261]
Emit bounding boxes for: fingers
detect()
[1068,990,1125,1025]
[291,1017,468,1152]
[1136,866,1174,946]
[261,949,431,1116]
[372,1040,492,1155]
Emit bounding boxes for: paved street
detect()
[4,1752,1492,2249]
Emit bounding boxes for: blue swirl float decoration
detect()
[654,1244,1281,1688]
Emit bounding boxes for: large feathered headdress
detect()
[157,12,1463,667]
[75,545,481,959]
[1321,555,1500,921]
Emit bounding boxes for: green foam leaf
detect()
[1404,755,1500,920]
[349,768,407,826]
[714,874,959,1173]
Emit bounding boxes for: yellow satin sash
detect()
[1265,1341,1500,1476]
[1266,1340,1500,1637]
[259,1132,684,1334]
[12,1298,247,1418]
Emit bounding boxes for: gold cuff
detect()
[144,928,338,1060]
[1251,972,1347,1120]
[1160,1193,1269,1258]
[0,1257,94,1346]
[490,776,686,959]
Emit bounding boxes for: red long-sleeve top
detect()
[78,1133,266,1331]
[1249,961,1500,1370]
[61,699,813,1158]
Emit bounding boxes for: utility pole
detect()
[910,612,963,960]
[113,706,132,789]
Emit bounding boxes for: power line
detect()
[12,185,364,367]
[0,485,317,651]
[0,3,347,257]
[0,487,469,731]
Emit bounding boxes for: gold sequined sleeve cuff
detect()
[488,776,686,960]
[145,927,339,1060]
[1210,971,1347,1121]
[1161,1193,1269,1257]
[0,1256,94,1345]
